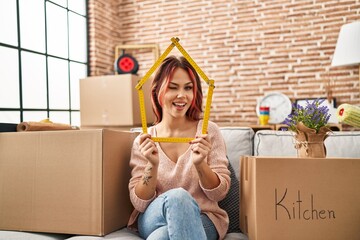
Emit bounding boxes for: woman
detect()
[128,56,230,240]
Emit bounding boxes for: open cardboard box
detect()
[0,129,138,236]
[240,156,360,240]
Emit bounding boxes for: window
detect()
[0,0,88,126]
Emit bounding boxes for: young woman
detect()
[128,56,230,240]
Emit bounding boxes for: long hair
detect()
[151,56,203,124]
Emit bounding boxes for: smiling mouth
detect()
[173,102,186,107]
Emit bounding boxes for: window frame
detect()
[0,0,89,126]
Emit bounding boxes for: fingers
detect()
[190,134,211,154]
[140,137,157,154]
[143,145,158,158]
[191,142,210,155]
[139,133,152,145]
[190,134,211,147]
[139,134,158,164]
[139,134,156,151]
[142,140,156,153]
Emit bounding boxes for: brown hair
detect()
[151,56,203,124]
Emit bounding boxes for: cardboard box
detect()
[80,74,154,127]
[0,129,138,236]
[240,156,360,240]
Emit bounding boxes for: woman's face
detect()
[162,67,194,120]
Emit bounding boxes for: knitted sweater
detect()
[127,120,231,240]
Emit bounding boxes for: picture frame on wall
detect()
[295,97,336,108]
[295,98,338,123]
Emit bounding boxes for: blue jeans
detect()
[138,188,219,240]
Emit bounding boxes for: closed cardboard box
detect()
[240,156,360,240]
[0,129,138,236]
[80,74,154,127]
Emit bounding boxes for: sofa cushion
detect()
[219,127,253,234]
[254,130,296,156]
[65,227,248,240]
[219,127,254,180]
[254,130,360,158]
[0,231,71,240]
[219,157,240,233]
[325,131,360,157]
[65,228,142,240]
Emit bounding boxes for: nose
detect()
[177,93,184,98]
[176,89,186,98]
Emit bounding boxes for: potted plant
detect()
[284,98,332,158]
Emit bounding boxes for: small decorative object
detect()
[284,99,332,158]
[337,103,360,128]
[114,54,139,74]
[259,106,270,125]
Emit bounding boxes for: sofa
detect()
[1,127,359,240]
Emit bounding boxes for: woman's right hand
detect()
[139,133,159,166]
[135,133,159,200]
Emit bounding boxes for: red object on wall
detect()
[115,54,139,74]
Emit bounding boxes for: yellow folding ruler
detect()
[135,37,215,143]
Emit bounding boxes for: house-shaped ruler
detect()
[135,37,215,143]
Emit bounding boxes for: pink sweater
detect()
[127,120,231,240]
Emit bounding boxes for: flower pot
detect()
[294,122,331,158]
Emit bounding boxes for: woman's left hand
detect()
[190,134,211,165]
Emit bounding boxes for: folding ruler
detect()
[135,37,215,143]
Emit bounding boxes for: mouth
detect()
[173,102,187,110]
[173,102,186,107]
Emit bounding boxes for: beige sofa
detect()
[1,127,359,240]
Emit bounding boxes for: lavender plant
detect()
[284,98,331,133]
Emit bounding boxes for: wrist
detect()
[147,161,159,169]
[193,158,206,168]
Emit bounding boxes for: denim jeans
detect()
[138,188,219,240]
